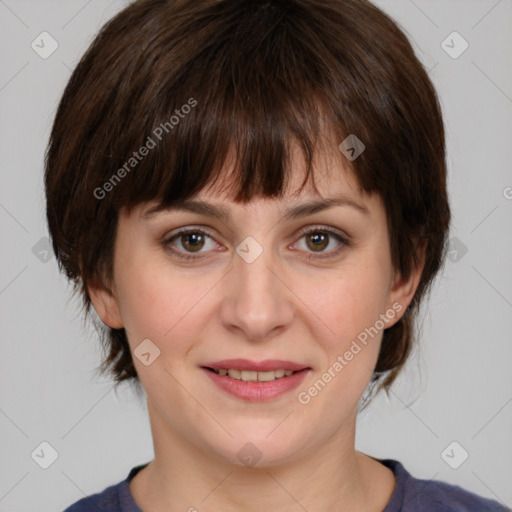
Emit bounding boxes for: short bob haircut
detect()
[44,0,450,403]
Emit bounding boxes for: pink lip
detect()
[202,358,309,372]
[201,366,310,402]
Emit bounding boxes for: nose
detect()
[219,239,295,342]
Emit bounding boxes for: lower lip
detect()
[201,368,310,401]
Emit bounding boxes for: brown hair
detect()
[44,0,450,403]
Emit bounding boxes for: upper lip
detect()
[202,359,310,372]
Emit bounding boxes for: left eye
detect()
[293,228,348,257]
[163,226,349,261]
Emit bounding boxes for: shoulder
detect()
[63,464,146,512]
[381,459,510,512]
[63,482,121,511]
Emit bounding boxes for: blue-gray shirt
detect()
[63,459,510,511]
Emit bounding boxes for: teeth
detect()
[213,368,299,381]
[240,370,258,381]
[257,371,276,382]
[228,369,241,379]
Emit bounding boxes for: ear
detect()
[87,276,124,329]
[386,242,426,326]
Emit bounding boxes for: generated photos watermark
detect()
[93,97,197,200]
[297,302,403,405]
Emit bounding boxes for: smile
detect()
[207,368,297,381]
[201,363,310,401]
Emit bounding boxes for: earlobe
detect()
[87,277,124,329]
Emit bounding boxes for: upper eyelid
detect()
[165,223,347,238]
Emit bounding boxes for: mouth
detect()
[200,359,311,401]
[203,367,302,382]
[201,358,310,377]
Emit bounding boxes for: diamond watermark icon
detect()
[134,338,161,366]
[31,441,59,469]
[441,441,469,469]
[237,442,263,467]
[32,236,53,263]
[236,236,263,264]
[338,134,365,161]
[441,31,468,59]
[31,32,59,59]
[447,237,468,263]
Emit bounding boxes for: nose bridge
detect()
[221,234,293,340]
[236,235,275,292]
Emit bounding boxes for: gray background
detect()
[0,0,511,510]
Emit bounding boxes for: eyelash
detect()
[163,226,351,262]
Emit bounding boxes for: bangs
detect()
[116,84,339,213]
[104,0,378,213]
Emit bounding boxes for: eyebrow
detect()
[142,195,369,221]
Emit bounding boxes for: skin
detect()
[89,143,423,511]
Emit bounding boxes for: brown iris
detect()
[305,232,329,252]
[181,232,205,252]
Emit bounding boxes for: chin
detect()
[206,427,307,469]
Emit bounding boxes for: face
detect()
[90,145,420,468]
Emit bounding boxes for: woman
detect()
[45,0,508,510]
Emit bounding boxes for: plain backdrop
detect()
[0,1,511,510]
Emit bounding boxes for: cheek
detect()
[304,264,391,341]
[115,262,216,366]
[293,259,392,402]
[114,262,181,348]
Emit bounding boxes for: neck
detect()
[130,402,395,512]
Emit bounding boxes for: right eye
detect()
[163,227,221,260]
